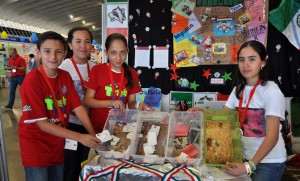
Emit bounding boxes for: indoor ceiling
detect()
[0,0,102,44]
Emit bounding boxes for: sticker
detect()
[276,44,281,52]
[188,33,204,47]
[201,14,208,22]
[210,78,224,85]
[137,69,142,75]
[174,50,189,63]
[213,20,235,36]
[239,13,251,25]
[136,9,140,16]
[132,34,137,44]
[230,4,243,13]
[190,54,204,65]
[212,42,226,55]
[202,36,215,47]
[235,24,246,33]
[154,72,159,79]
[181,4,193,16]
[129,15,133,19]
[146,12,151,18]
[161,26,165,30]
[214,72,220,78]
[145,27,150,31]
[204,48,213,60]
[178,78,190,88]
[12,68,16,73]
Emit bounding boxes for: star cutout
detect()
[170,63,179,73]
[222,72,232,82]
[190,81,199,91]
[170,72,180,80]
[202,68,212,79]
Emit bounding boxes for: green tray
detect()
[203,109,243,166]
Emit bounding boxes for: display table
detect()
[80,155,251,181]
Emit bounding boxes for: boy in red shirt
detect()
[18,31,100,181]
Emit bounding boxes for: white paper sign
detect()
[134,46,151,68]
[152,46,169,69]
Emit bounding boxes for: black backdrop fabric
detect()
[128,0,300,97]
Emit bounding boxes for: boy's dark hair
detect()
[234,40,269,99]
[105,33,134,88]
[29,54,35,58]
[66,27,93,58]
[37,31,67,51]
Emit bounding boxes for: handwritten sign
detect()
[144,87,162,108]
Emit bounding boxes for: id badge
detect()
[12,69,16,73]
[64,138,78,150]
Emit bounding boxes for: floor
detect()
[0,86,299,181]
[0,87,25,181]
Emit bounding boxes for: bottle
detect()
[169,98,177,112]
[177,101,182,111]
[182,100,188,111]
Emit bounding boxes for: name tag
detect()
[64,138,78,150]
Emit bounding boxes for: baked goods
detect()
[205,121,232,164]
[108,122,135,153]
[136,122,168,156]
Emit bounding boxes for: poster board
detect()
[172,0,269,66]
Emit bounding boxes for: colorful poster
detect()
[172,0,268,65]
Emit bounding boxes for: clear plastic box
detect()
[166,111,203,166]
[203,109,243,166]
[95,109,139,160]
[130,111,170,164]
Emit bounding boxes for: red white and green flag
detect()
[269,0,300,50]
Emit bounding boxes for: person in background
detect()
[1,48,26,110]
[28,53,38,70]
[59,27,95,181]
[188,41,286,181]
[18,31,100,181]
[84,33,152,133]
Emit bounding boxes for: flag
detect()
[269,0,300,50]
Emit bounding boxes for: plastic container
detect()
[166,111,203,166]
[131,111,170,164]
[203,109,243,166]
[95,109,139,160]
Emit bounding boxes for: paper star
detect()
[202,68,212,79]
[222,72,232,82]
[190,81,199,91]
[170,72,180,80]
[170,63,179,73]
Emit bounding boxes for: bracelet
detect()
[135,102,141,110]
[249,160,256,171]
[244,162,252,176]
